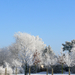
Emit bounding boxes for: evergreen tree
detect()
[62,40,75,52]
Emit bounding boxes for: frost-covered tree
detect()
[10,32,46,75]
[41,45,57,75]
[32,50,41,73]
[12,59,22,73]
[0,62,13,75]
[14,32,46,53]
[44,53,57,75]
[42,45,55,56]
[65,52,74,75]
[0,46,21,72]
[69,44,75,66]
[41,45,56,65]
[8,43,20,60]
[0,66,5,74]
[0,48,7,66]
[58,48,66,74]
[4,62,13,74]
[70,44,75,64]
[17,42,34,75]
[70,44,75,73]
[0,47,13,66]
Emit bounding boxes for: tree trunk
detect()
[29,67,31,75]
[35,64,37,73]
[25,63,28,75]
[46,66,48,75]
[52,68,53,75]
[15,67,17,75]
[5,68,7,75]
[69,67,70,75]
[62,64,63,74]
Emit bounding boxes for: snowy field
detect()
[12,72,75,75]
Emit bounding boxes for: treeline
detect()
[0,32,75,74]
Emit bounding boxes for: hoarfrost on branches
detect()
[41,45,57,67]
[65,52,74,67]
[0,47,12,66]
[58,48,66,65]
[0,62,13,74]
[14,32,46,53]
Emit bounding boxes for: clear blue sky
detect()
[0,0,75,54]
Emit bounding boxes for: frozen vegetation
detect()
[0,32,75,75]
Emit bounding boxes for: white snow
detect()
[11,72,75,75]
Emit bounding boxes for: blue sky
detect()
[0,0,75,54]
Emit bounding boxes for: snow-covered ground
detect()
[12,72,75,75]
